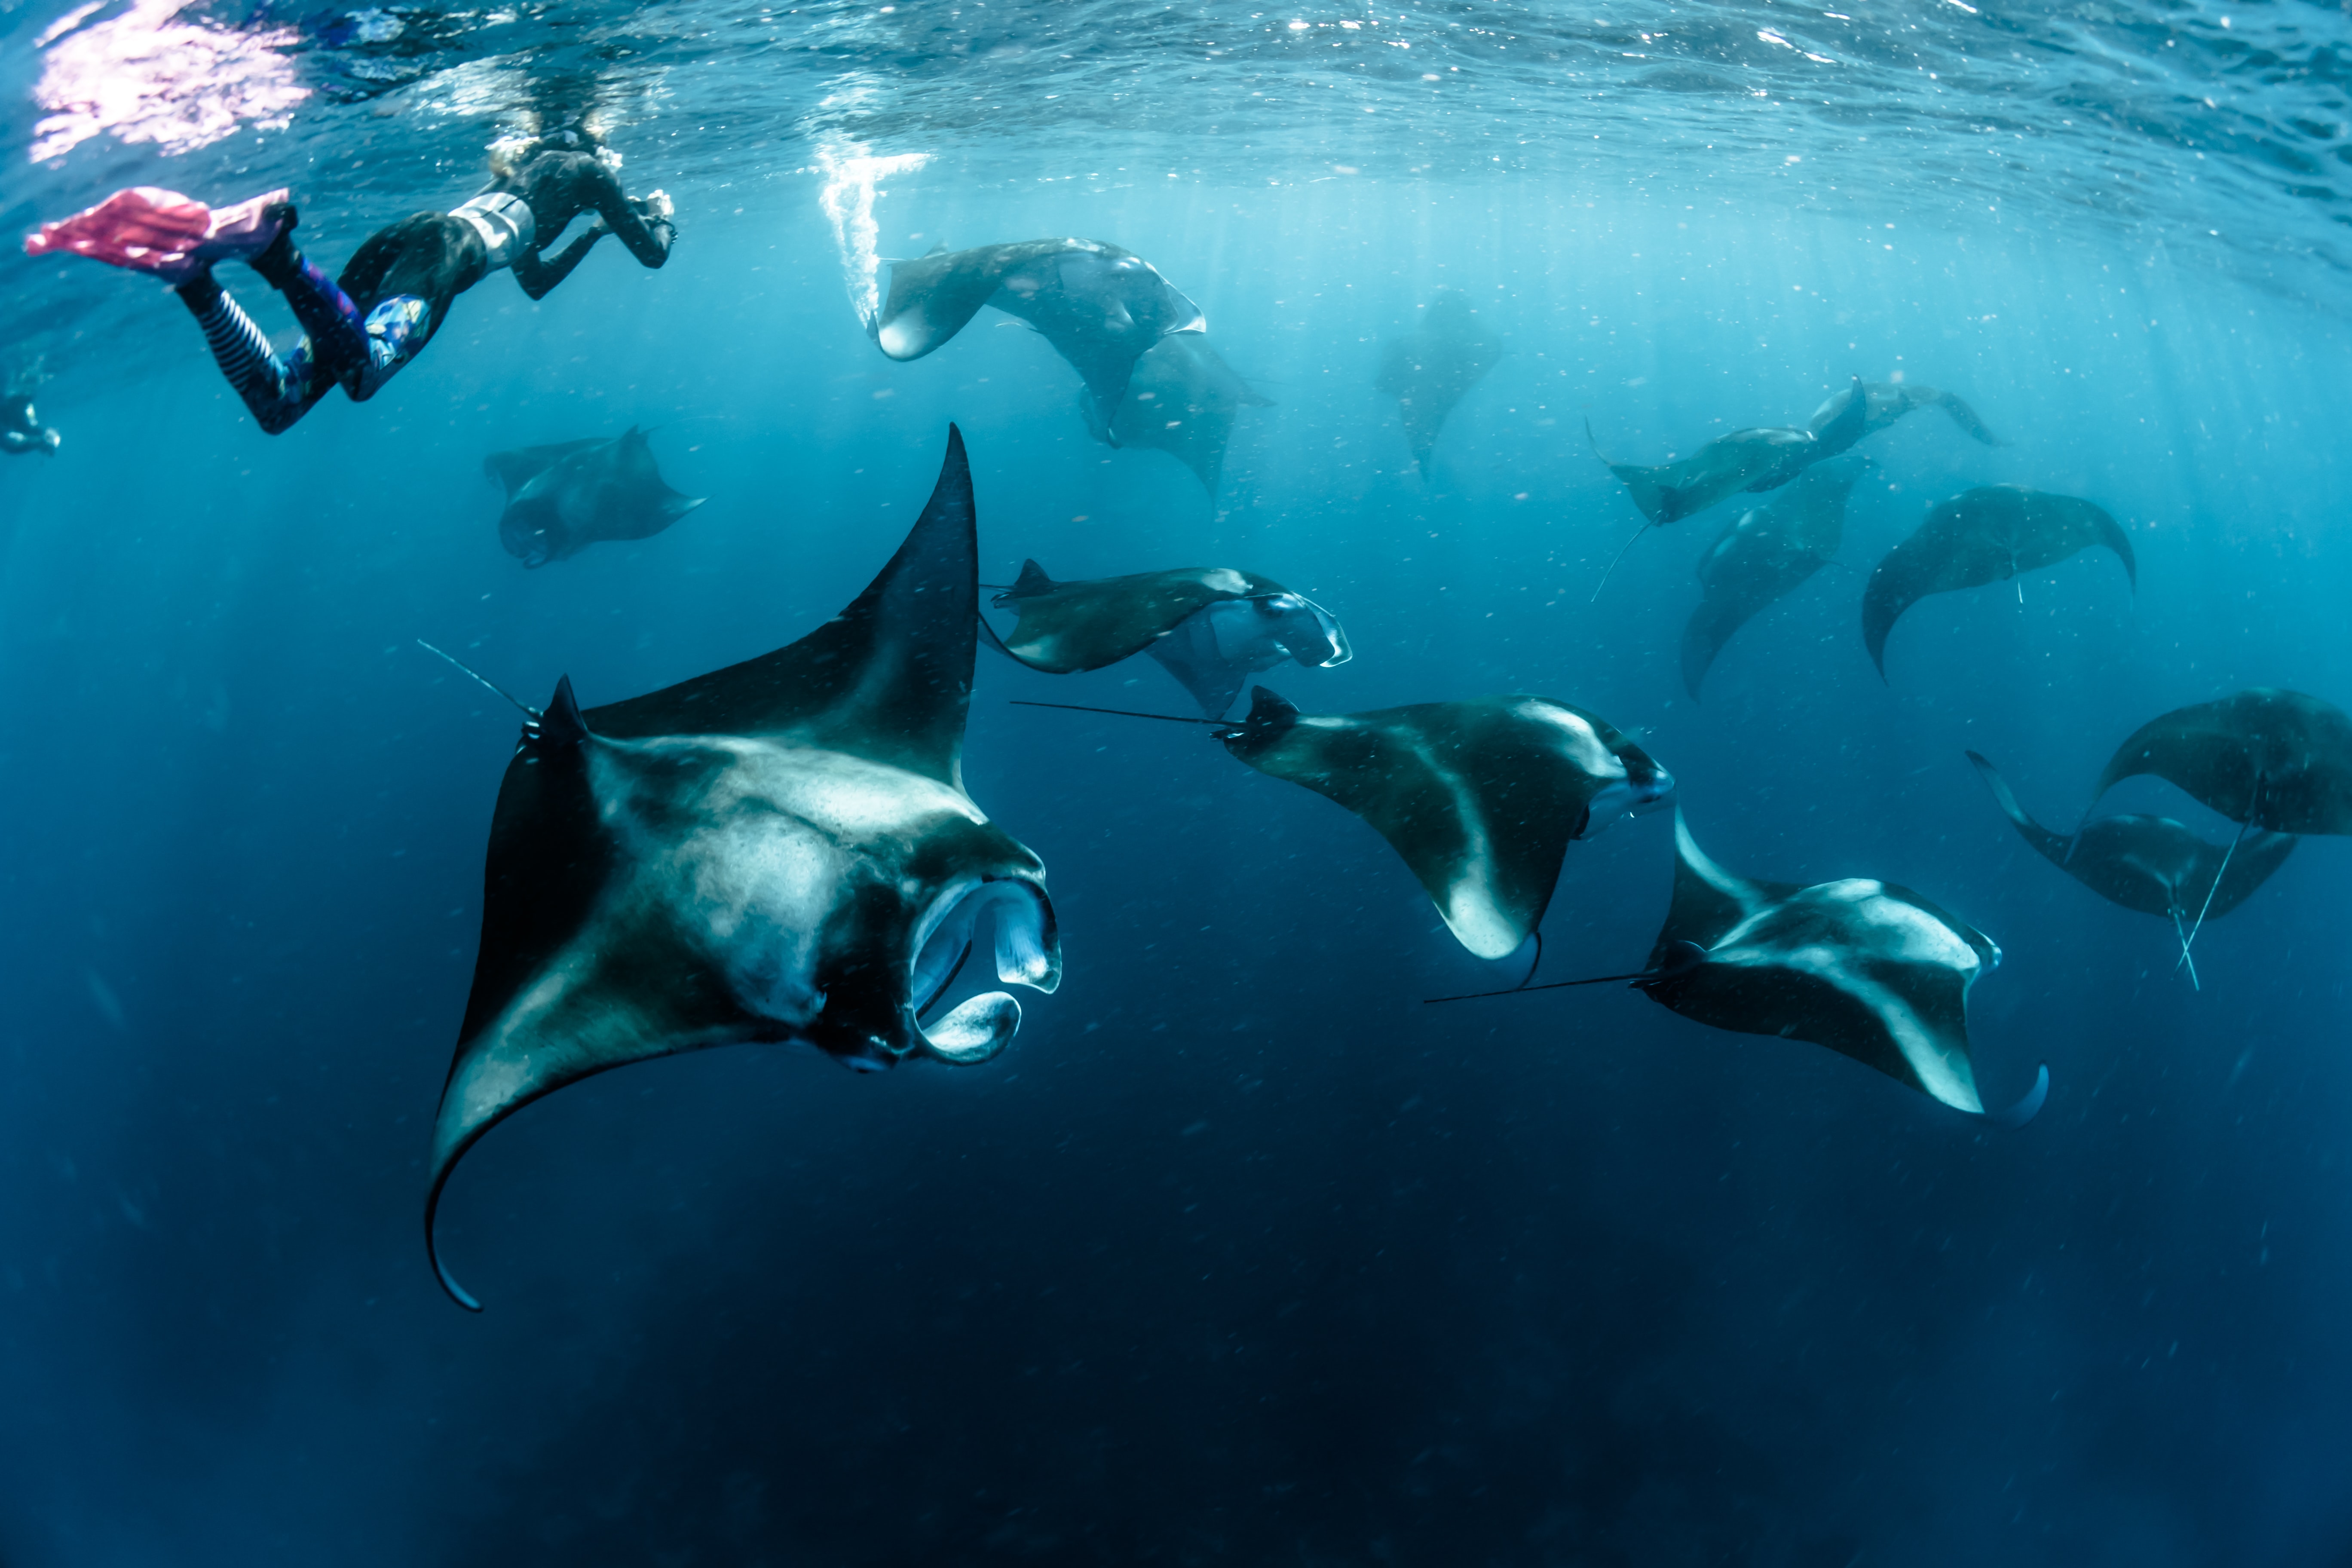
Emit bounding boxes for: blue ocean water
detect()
[3,3,2351,1563]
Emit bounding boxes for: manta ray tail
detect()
[1984,1063,2051,1130]
[416,640,537,719]
[1590,521,1651,603]
[2169,908,2202,992]
[2174,790,2255,978]
[1422,940,1707,1004]
[1008,699,1226,726]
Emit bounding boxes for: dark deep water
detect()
[4,3,2352,1564]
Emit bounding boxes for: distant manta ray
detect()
[1376,289,1502,477]
[1681,457,1868,699]
[425,426,1060,1311]
[1429,809,2049,1127]
[1966,750,2294,989]
[874,238,1205,426]
[1805,379,2005,459]
[1862,485,2133,678]
[1585,377,1867,598]
[485,427,704,567]
[984,560,1350,717]
[1085,333,1272,496]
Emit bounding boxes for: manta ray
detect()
[1216,687,1674,960]
[1967,750,2294,988]
[486,427,705,568]
[1805,379,2003,459]
[1862,485,2134,678]
[426,427,1060,1310]
[874,238,1206,425]
[986,561,1350,717]
[1585,378,1866,597]
[1376,290,1502,477]
[1681,458,1868,699]
[1087,334,1271,496]
[1430,811,2049,1126]
[2094,688,2352,837]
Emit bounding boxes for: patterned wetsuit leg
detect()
[176,256,433,432]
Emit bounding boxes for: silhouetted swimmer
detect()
[25,127,675,435]
[1,361,58,456]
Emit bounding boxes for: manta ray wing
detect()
[1378,291,1502,477]
[587,427,706,542]
[1680,460,1860,698]
[875,242,1038,361]
[2092,687,2352,834]
[1106,335,1264,496]
[992,565,1279,674]
[1925,388,2006,446]
[585,430,980,781]
[1862,487,2133,677]
[484,438,605,499]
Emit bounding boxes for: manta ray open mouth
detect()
[906,877,1060,1066]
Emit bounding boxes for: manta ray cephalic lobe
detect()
[426,426,1060,1311]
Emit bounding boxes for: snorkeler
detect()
[23,135,675,435]
[2,360,60,456]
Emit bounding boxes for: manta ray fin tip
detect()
[539,674,588,746]
[1986,1063,2051,1130]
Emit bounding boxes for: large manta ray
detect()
[1681,458,1868,699]
[1968,750,2294,987]
[426,427,1060,1310]
[2093,688,2352,837]
[1862,485,2134,678]
[1584,379,1867,596]
[1086,333,1271,496]
[986,561,1350,717]
[1215,687,1674,959]
[1432,812,2048,1125]
[1376,289,1502,477]
[1805,379,2004,459]
[486,427,705,568]
[874,238,1206,425]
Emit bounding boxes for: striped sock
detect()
[185,285,307,433]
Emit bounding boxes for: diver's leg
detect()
[173,270,329,435]
[249,220,374,388]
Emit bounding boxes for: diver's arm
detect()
[511,228,604,300]
[583,172,674,268]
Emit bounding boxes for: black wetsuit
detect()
[177,148,676,434]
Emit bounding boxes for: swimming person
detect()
[2,361,60,456]
[24,136,675,435]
